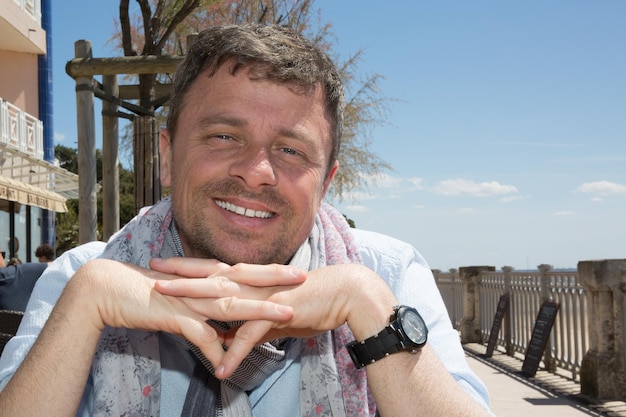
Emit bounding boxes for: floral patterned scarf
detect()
[92,197,375,416]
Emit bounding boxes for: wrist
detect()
[65,260,109,331]
[343,267,398,341]
[347,305,429,369]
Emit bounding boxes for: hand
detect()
[151,258,398,378]
[70,258,303,376]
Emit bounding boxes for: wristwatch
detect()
[346,305,428,369]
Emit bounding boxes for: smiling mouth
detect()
[215,199,275,219]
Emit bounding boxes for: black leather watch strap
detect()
[346,326,401,369]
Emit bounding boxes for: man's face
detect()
[160,63,338,265]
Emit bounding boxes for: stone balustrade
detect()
[434,259,626,400]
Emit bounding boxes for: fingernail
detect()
[289,267,304,277]
[276,305,291,315]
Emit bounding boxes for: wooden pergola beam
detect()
[119,83,172,100]
[66,55,184,78]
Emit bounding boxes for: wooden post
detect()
[133,116,160,211]
[151,117,161,204]
[102,74,120,239]
[75,40,97,243]
[133,117,144,211]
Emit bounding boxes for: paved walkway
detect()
[464,343,626,417]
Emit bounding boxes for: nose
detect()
[228,147,278,188]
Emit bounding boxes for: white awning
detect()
[0,175,67,212]
[0,146,79,213]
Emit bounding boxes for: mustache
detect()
[201,179,291,211]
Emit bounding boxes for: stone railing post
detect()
[538,264,557,372]
[448,268,463,329]
[579,259,626,399]
[450,268,461,329]
[459,266,495,343]
[501,266,515,355]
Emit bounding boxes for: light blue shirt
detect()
[0,230,493,415]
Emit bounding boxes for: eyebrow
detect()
[276,126,319,151]
[196,115,246,130]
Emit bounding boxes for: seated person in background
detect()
[6,258,21,267]
[0,24,494,416]
[34,243,55,263]
[0,262,48,311]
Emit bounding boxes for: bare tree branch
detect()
[119,0,136,56]
[154,0,202,53]
[136,0,154,54]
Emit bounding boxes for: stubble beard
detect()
[176,179,307,265]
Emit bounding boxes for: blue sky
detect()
[51,1,626,271]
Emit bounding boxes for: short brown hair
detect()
[35,243,55,261]
[166,24,345,177]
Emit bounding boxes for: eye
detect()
[206,134,238,148]
[281,147,299,156]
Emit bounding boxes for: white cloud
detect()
[54,131,65,142]
[553,210,575,216]
[363,173,424,191]
[575,181,626,196]
[344,173,425,201]
[347,175,519,201]
[486,140,584,149]
[373,173,405,189]
[345,204,370,213]
[434,178,518,197]
[455,207,476,214]
[500,195,530,203]
[406,177,424,190]
[342,191,376,201]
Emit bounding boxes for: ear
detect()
[159,129,173,187]
[321,161,339,198]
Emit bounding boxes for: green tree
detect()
[55,145,136,255]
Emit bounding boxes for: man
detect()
[0,262,48,311]
[34,243,55,263]
[0,24,494,416]
[6,258,22,266]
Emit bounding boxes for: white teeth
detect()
[215,200,274,218]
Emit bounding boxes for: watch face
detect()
[400,308,428,345]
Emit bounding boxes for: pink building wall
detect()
[0,50,40,117]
